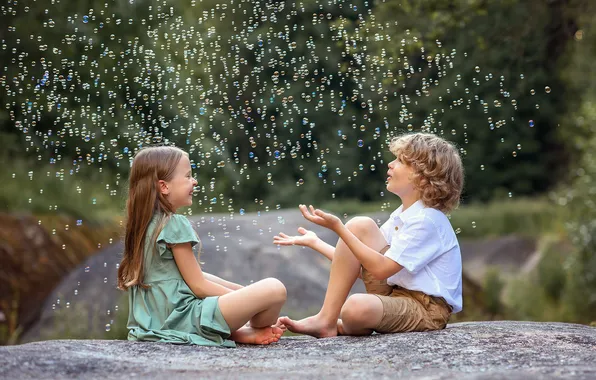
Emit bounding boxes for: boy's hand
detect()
[299,204,343,232]
[273,227,319,248]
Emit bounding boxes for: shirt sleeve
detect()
[156,214,200,259]
[384,215,443,274]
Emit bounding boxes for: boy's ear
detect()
[158,180,169,195]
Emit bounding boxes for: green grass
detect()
[0,159,125,223]
[449,197,567,239]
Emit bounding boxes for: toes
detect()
[278,316,294,326]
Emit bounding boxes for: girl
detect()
[117,146,286,347]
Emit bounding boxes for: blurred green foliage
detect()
[0,0,586,208]
[483,267,505,317]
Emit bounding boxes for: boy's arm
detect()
[273,227,335,261]
[203,273,244,290]
[295,204,401,279]
[336,225,403,280]
[308,239,335,261]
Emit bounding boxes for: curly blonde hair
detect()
[389,133,464,213]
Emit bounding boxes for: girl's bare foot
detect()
[337,319,346,336]
[273,319,287,332]
[230,325,283,345]
[277,314,337,338]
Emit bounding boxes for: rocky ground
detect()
[2,321,595,379]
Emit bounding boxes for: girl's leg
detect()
[218,277,287,330]
[280,217,387,337]
[218,278,287,345]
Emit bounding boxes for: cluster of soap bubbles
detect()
[3,0,552,224]
[4,1,550,215]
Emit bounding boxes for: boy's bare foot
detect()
[230,325,284,345]
[278,315,338,338]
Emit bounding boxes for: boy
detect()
[274,133,464,336]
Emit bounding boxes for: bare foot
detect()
[230,325,283,345]
[278,315,337,338]
[337,319,346,336]
[273,319,287,332]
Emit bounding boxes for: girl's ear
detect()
[158,180,169,195]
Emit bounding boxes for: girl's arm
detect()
[273,227,335,261]
[171,243,232,298]
[203,273,244,290]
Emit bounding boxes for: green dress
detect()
[126,213,236,347]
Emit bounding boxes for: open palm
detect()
[298,204,342,231]
[273,227,319,248]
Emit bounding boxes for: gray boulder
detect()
[21,209,386,342]
[3,321,595,379]
[20,209,542,343]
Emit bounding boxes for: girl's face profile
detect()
[160,155,198,211]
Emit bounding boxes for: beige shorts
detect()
[361,246,452,333]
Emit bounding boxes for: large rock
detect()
[20,209,378,342]
[3,322,595,379]
[459,236,538,284]
[20,209,542,343]
[0,212,119,344]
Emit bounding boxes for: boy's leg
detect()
[338,294,384,336]
[280,217,388,337]
[336,257,392,336]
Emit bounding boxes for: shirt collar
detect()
[394,199,426,226]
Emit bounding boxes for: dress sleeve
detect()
[384,215,443,274]
[156,214,200,259]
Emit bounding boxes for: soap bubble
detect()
[3,0,551,282]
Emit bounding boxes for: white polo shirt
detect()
[379,200,463,313]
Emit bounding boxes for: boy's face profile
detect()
[386,157,417,199]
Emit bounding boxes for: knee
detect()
[262,277,287,303]
[341,294,376,325]
[345,216,376,236]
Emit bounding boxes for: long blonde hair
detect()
[117,146,187,290]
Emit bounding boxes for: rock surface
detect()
[0,212,119,343]
[3,322,595,379]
